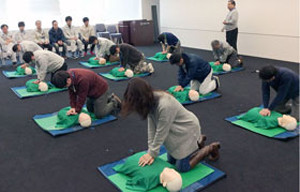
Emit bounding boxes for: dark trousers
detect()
[274,96,299,121]
[226,52,242,68]
[38,43,53,51]
[50,62,68,82]
[82,39,95,53]
[86,90,115,119]
[52,43,67,57]
[226,28,238,52]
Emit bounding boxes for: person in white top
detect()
[80,17,96,57]
[14,22,31,43]
[63,16,83,59]
[89,36,119,63]
[222,0,239,51]
[12,41,42,63]
[34,20,53,51]
[0,24,17,65]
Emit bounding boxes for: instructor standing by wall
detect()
[222,0,239,52]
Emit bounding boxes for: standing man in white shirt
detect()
[34,20,53,51]
[14,22,31,43]
[222,0,239,52]
[63,16,83,59]
[80,17,96,57]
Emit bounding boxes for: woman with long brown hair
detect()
[122,78,221,172]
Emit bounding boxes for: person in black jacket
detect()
[110,43,154,74]
[169,52,220,95]
[48,20,67,58]
[259,65,299,120]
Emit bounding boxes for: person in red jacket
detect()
[52,68,121,118]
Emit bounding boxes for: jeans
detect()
[167,153,193,172]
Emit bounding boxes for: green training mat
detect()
[147,52,169,62]
[79,57,119,68]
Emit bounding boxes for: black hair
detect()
[169,53,182,65]
[65,16,72,22]
[259,65,278,80]
[18,21,25,27]
[157,33,165,43]
[51,71,71,88]
[109,45,118,55]
[52,20,57,25]
[89,36,97,44]
[1,24,8,29]
[211,40,220,48]
[228,0,236,6]
[12,44,19,52]
[83,17,89,22]
[23,51,34,63]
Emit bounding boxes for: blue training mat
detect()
[79,61,120,68]
[11,85,67,99]
[33,111,117,136]
[225,115,300,140]
[146,57,169,62]
[2,70,35,79]
[99,72,151,81]
[213,67,244,75]
[97,146,226,192]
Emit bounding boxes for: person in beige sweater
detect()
[80,17,96,56]
[122,78,221,172]
[34,20,53,51]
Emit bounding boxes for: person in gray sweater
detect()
[23,50,68,84]
[122,78,220,172]
[211,40,242,68]
[12,41,42,63]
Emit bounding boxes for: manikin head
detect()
[160,168,182,192]
[169,53,184,66]
[79,113,92,127]
[35,20,42,30]
[23,52,35,63]
[227,0,236,10]
[18,21,25,32]
[278,115,298,131]
[51,71,72,88]
[259,65,278,83]
[65,16,72,27]
[1,24,9,34]
[52,20,59,30]
[83,17,89,26]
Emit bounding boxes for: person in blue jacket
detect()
[259,65,299,120]
[158,32,181,54]
[169,52,220,95]
[48,20,67,58]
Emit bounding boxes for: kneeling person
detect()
[23,50,68,84]
[110,43,154,74]
[12,41,42,63]
[89,36,119,63]
[169,52,220,95]
[52,69,121,119]
[211,40,242,68]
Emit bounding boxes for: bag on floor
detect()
[238,107,283,129]
[113,151,173,191]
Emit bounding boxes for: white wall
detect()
[141,0,160,29]
[160,0,300,63]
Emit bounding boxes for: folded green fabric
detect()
[55,107,96,129]
[113,152,173,191]
[16,66,36,75]
[25,79,53,92]
[153,52,168,61]
[88,57,100,65]
[238,107,283,129]
[209,62,224,72]
[109,67,128,77]
[167,86,190,103]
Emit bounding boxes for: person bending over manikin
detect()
[158,32,181,54]
[122,78,221,173]
[259,65,299,121]
[211,40,242,68]
[22,50,68,84]
[89,36,119,63]
[109,43,154,74]
[12,41,42,63]
[52,69,122,119]
[169,52,220,95]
